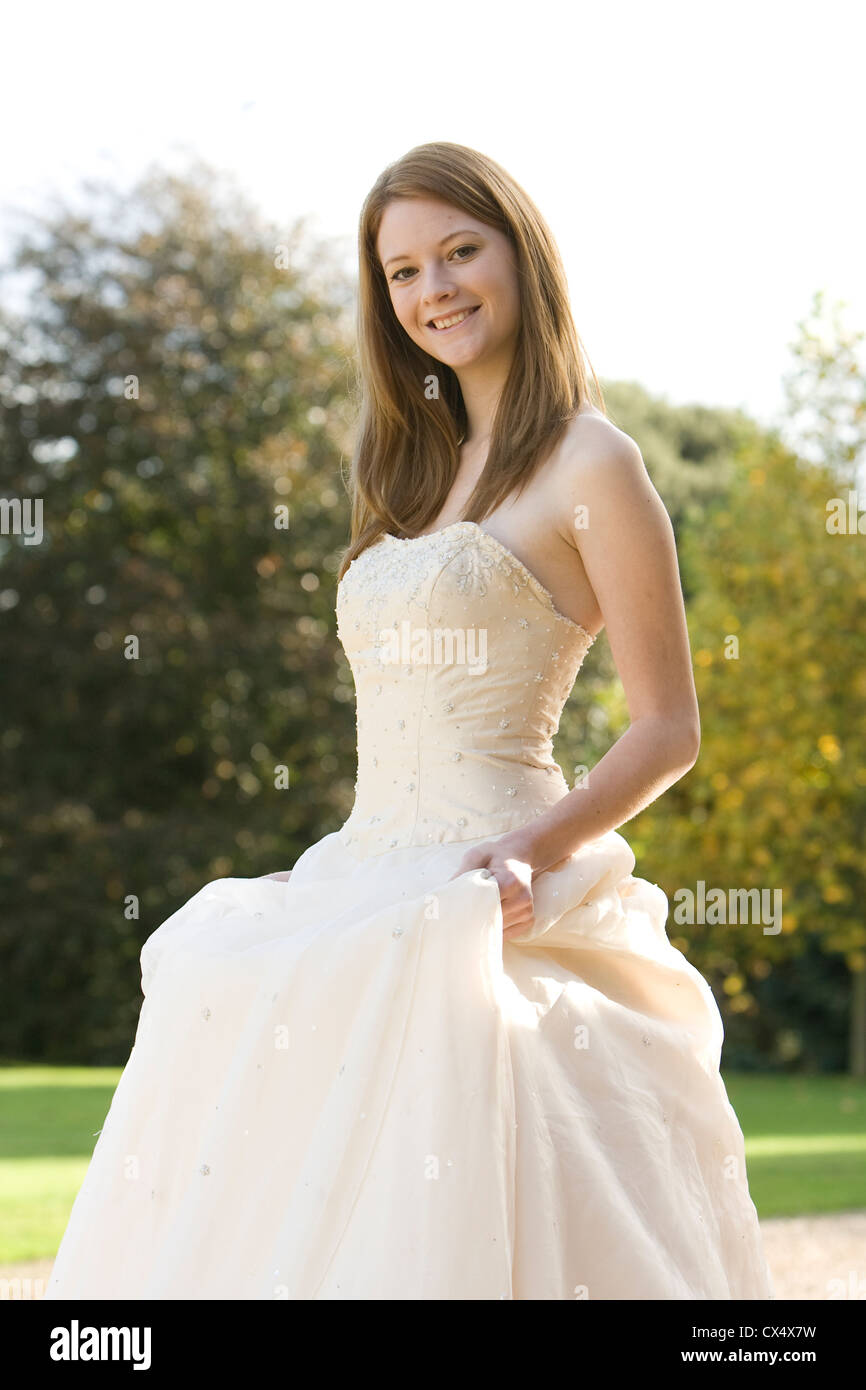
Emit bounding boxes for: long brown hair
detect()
[337,141,605,580]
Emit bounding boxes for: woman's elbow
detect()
[679,719,701,767]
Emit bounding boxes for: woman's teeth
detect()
[430,306,479,331]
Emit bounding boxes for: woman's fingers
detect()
[447,844,534,932]
[502,904,534,932]
[448,845,492,880]
[496,876,534,932]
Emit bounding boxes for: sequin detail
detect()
[335,522,595,857]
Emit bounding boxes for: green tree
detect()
[601,378,764,544]
[0,162,357,1062]
[625,345,866,1072]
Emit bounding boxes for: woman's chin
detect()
[427,339,487,369]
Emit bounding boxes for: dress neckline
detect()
[382,520,595,645]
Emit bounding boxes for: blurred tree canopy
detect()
[0,163,358,1061]
[0,166,862,1074]
[601,379,764,544]
[622,294,866,1074]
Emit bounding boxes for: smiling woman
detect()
[378,200,520,412]
[43,141,774,1302]
[343,143,605,569]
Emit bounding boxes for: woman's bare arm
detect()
[515,425,700,874]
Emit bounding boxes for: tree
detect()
[623,332,866,1072]
[0,161,357,1061]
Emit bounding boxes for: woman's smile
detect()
[427,305,481,333]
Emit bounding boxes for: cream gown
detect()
[44,520,774,1300]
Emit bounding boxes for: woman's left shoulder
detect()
[556,408,644,476]
[549,409,670,540]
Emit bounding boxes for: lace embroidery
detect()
[449,542,526,601]
[338,522,595,651]
[336,527,458,643]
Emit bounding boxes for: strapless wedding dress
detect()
[44,521,774,1300]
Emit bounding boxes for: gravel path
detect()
[759,1210,866,1300]
[2,1212,864,1299]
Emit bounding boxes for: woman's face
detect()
[375,196,521,372]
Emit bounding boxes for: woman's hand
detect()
[448,831,541,937]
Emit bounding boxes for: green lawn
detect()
[722,1072,866,1219]
[0,1065,864,1263]
[0,1066,130,1263]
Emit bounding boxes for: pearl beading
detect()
[335,522,595,857]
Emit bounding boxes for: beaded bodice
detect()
[335,521,595,857]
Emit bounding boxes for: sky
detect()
[2,0,863,432]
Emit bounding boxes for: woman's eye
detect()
[389,245,477,283]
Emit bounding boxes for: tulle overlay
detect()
[45,522,773,1299]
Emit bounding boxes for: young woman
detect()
[44,141,774,1300]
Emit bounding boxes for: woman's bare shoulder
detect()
[543,410,647,531]
[558,406,641,468]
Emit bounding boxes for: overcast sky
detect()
[3,0,863,431]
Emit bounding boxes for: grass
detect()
[0,1066,127,1263]
[722,1072,866,1219]
[0,1066,864,1263]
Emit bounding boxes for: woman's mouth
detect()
[427,305,480,333]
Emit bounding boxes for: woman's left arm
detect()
[450,429,701,932]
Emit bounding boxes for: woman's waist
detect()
[339,755,571,858]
